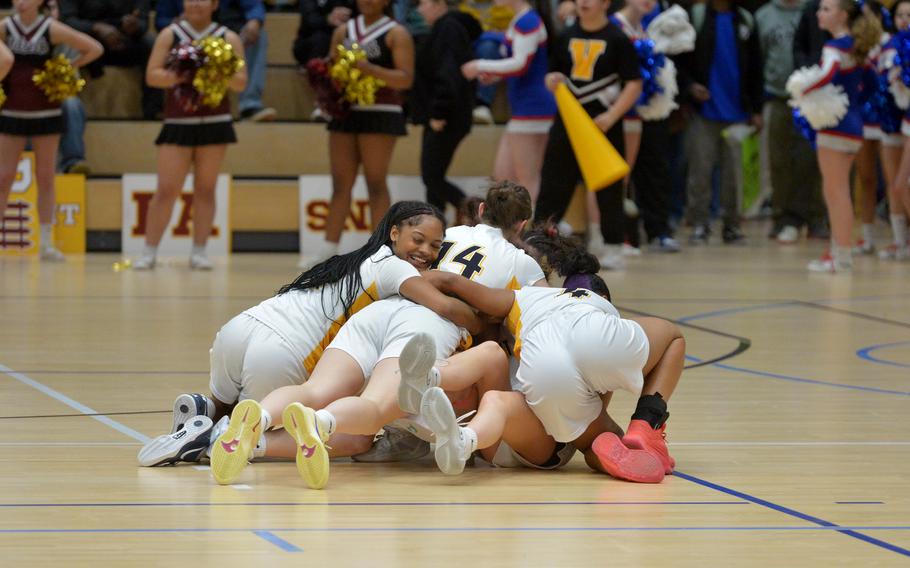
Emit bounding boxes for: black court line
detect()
[615,305,751,370]
[796,301,910,329]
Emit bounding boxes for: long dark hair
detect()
[518,223,611,300]
[278,201,446,317]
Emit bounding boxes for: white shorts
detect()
[816,132,863,153]
[327,299,466,380]
[622,117,643,134]
[209,313,308,404]
[515,312,649,443]
[506,118,553,134]
[491,440,577,470]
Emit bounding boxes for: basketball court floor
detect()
[2,224,908,566]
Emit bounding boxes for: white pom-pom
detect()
[889,67,910,109]
[647,6,695,55]
[788,84,849,129]
[786,65,828,99]
[637,59,679,120]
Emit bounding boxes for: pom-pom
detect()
[646,5,695,55]
[637,57,679,120]
[305,57,351,119]
[32,54,85,103]
[889,70,910,109]
[892,29,910,87]
[862,70,903,133]
[791,107,817,148]
[166,37,244,112]
[786,65,849,129]
[0,86,5,109]
[330,43,386,106]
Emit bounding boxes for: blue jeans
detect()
[239,30,268,113]
[474,32,503,107]
[57,97,86,172]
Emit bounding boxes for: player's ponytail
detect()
[479,180,533,238]
[845,0,883,62]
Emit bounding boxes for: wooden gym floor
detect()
[1,223,908,566]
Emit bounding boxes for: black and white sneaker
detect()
[138,416,214,467]
[172,393,215,433]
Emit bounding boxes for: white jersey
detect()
[434,224,545,290]
[243,246,419,375]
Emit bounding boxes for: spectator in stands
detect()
[459,0,513,124]
[60,0,160,119]
[156,0,277,121]
[413,0,478,215]
[678,0,763,245]
[292,0,355,66]
[757,0,824,243]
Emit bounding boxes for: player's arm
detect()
[0,41,12,80]
[399,277,484,335]
[422,270,515,319]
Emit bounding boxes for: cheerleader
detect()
[855,2,898,255]
[309,0,414,266]
[534,0,642,270]
[460,0,555,203]
[132,0,247,270]
[0,0,101,261]
[881,0,910,260]
[790,0,881,272]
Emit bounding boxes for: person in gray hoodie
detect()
[756,0,826,242]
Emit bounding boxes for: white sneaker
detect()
[189,253,213,270]
[852,239,875,255]
[397,332,440,415]
[623,198,639,218]
[472,106,493,125]
[171,393,216,433]
[599,245,626,270]
[310,107,327,122]
[776,225,799,244]
[621,243,641,257]
[807,252,852,273]
[421,387,471,475]
[138,416,213,467]
[557,220,574,236]
[39,246,65,262]
[206,416,230,458]
[878,243,910,260]
[132,253,156,270]
[588,223,605,256]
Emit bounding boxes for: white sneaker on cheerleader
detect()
[397,332,441,415]
[39,246,65,262]
[132,253,156,270]
[422,387,473,475]
[189,253,213,270]
[807,251,852,273]
[878,243,910,260]
[138,416,214,467]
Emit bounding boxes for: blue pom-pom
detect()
[633,38,666,106]
[792,107,817,149]
[894,30,910,87]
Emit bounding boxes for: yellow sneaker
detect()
[210,400,262,485]
[283,403,330,489]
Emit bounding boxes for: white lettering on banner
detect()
[58,203,80,226]
[298,175,489,256]
[121,174,231,257]
[12,157,32,194]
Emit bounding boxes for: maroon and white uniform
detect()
[155,20,237,147]
[0,14,63,136]
[327,15,407,136]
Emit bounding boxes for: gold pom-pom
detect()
[0,86,5,109]
[192,36,245,108]
[330,43,386,106]
[32,54,85,103]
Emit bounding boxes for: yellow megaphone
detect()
[554,82,630,192]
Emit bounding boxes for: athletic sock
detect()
[191,243,206,257]
[260,409,272,431]
[314,409,336,439]
[39,223,53,249]
[142,244,158,259]
[862,223,874,245]
[631,392,669,429]
[428,367,441,388]
[891,214,907,246]
[462,426,479,458]
[253,432,267,458]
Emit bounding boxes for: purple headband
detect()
[563,273,594,291]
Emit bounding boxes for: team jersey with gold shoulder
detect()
[243,245,419,374]
[504,285,649,442]
[432,224,545,289]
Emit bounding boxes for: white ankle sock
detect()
[862,223,874,244]
[253,432,267,458]
[833,245,853,266]
[314,409,336,438]
[428,367,441,388]
[260,409,272,431]
[890,215,907,246]
[40,223,53,249]
[142,244,157,259]
[462,426,478,458]
[191,244,206,257]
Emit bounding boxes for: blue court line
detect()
[836,502,885,505]
[2,526,910,534]
[0,500,748,508]
[856,342,910,370]
[0,363,150,443]
[685,355,910,396]
[674,471,910,558]
[253,530,303,552]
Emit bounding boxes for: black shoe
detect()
[722,226,747,245]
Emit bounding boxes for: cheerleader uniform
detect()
[875,34,903,147]
[473,8,555,133]
[0,15,63,136]
[155,21,236,147]
[328,15,407,136]
[803,36,863,153]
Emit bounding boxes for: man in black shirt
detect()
[534,0,642,271]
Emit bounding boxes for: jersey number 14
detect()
[430,241,486,280]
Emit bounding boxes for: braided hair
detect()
[518,223,612,301]
[278,201,446,318]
